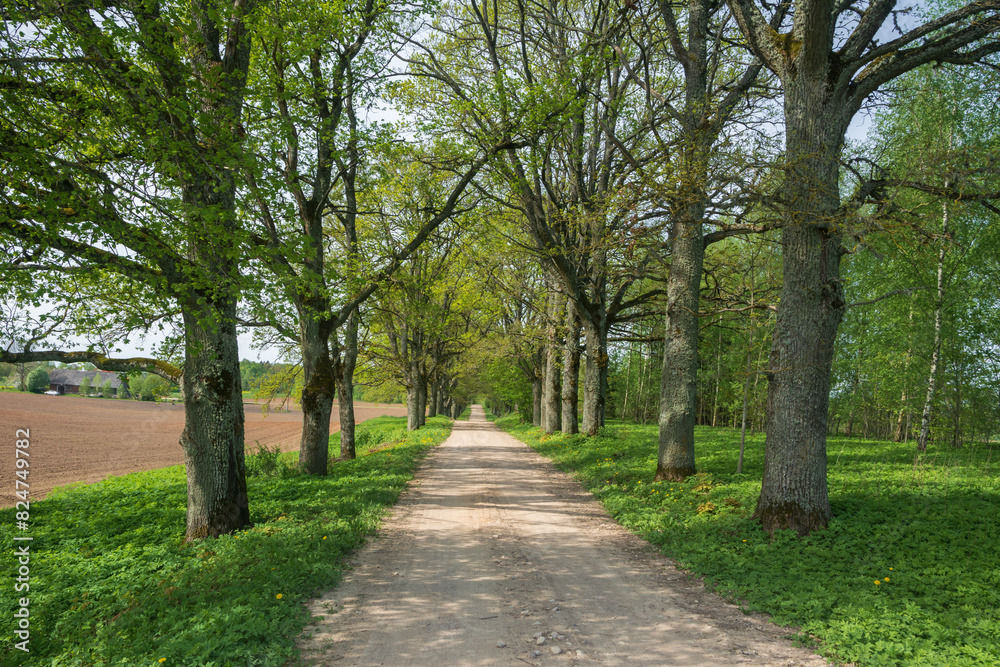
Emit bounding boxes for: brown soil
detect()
[0,392,407,507]
[297,406,829,666]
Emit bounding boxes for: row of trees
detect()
[3,0,999,540]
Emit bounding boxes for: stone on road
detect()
[297,406,827,665]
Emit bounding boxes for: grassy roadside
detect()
[493,415,1000,667]
[1,416,452,666]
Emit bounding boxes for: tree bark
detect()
[298,311,335,474]
[543,290,562,434]
[655,203,703,480]
[180,301,250,540]
[918,195,950,451]
[655,148,709,478]
[532,365,543,427]
[417,359,428,427]
[562,297,580,434]
[335,310,359,460]
[581,316,608,435]
[428,375,439,419]
[754,88,849,535]
[406,335,422,430]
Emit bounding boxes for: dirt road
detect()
[298,407,827,666]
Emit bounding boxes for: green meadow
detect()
[0,416,452,666]
[495,416,1000,667]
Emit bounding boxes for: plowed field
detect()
[0,392,406,507]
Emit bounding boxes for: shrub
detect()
[245,442,294,478]
[26,367,49,393]
[79,376,92,395]
[131,374,170,401]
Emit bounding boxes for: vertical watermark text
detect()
[13,428,31,653]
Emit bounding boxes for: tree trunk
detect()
[655,179,706,481]
[532,349,543,427]
[918,195,949,452]
[543,291,561,434]
[417,363,428,427]
[754,90,848,535]
[621,342,634,421]
[428,375,439,419]
[407,349,421,431]
[712,329,723,427]
[951,363,962,448]
[562,297,580,434]
[894,302,915,442]
[581,317,608,435]
[298,308,335,475]
[335,311,359,460]
[180,302,250,540]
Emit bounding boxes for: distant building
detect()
[48,369,125,396]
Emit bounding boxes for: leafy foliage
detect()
[130,374,171,402]
[496,416,1000,666]
[25,367,49,393]
[0,417,453,666]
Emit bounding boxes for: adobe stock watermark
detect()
[12,428,31,653]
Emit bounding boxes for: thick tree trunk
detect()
[417,366,428,427]
[543,291,561,434]
[532,380,542,424]
[180,302,250,540]
[434,377,446,417]
[654,0,714,479]
[298,311,335,475]
[532,361,543,427]
[428,377,439,419]
[754,93,848,535]
[335,311,359,460]
[407,352,421,431]
[406,381,420,431]
[562,297,580,434]
[581,317,608,435]
[655,200,705,481]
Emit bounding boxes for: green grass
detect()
[1,416,452,666]
[458,405,472,420]
[495,417,1000,667]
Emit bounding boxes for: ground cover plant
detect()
[0,416,452,666]
[495,416,1000,667]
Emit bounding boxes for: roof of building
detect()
[48,369,124,388]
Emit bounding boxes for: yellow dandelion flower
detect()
[884,577,890,582]
[276,593,283,599]
[874,580,881,586]
[159,660,166,664]
[323,536,328,540]
[889,567,894,570]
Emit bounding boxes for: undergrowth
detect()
[0,416,452,666]
[495,416,1000,667]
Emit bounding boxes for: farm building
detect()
[48,369,126,396]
